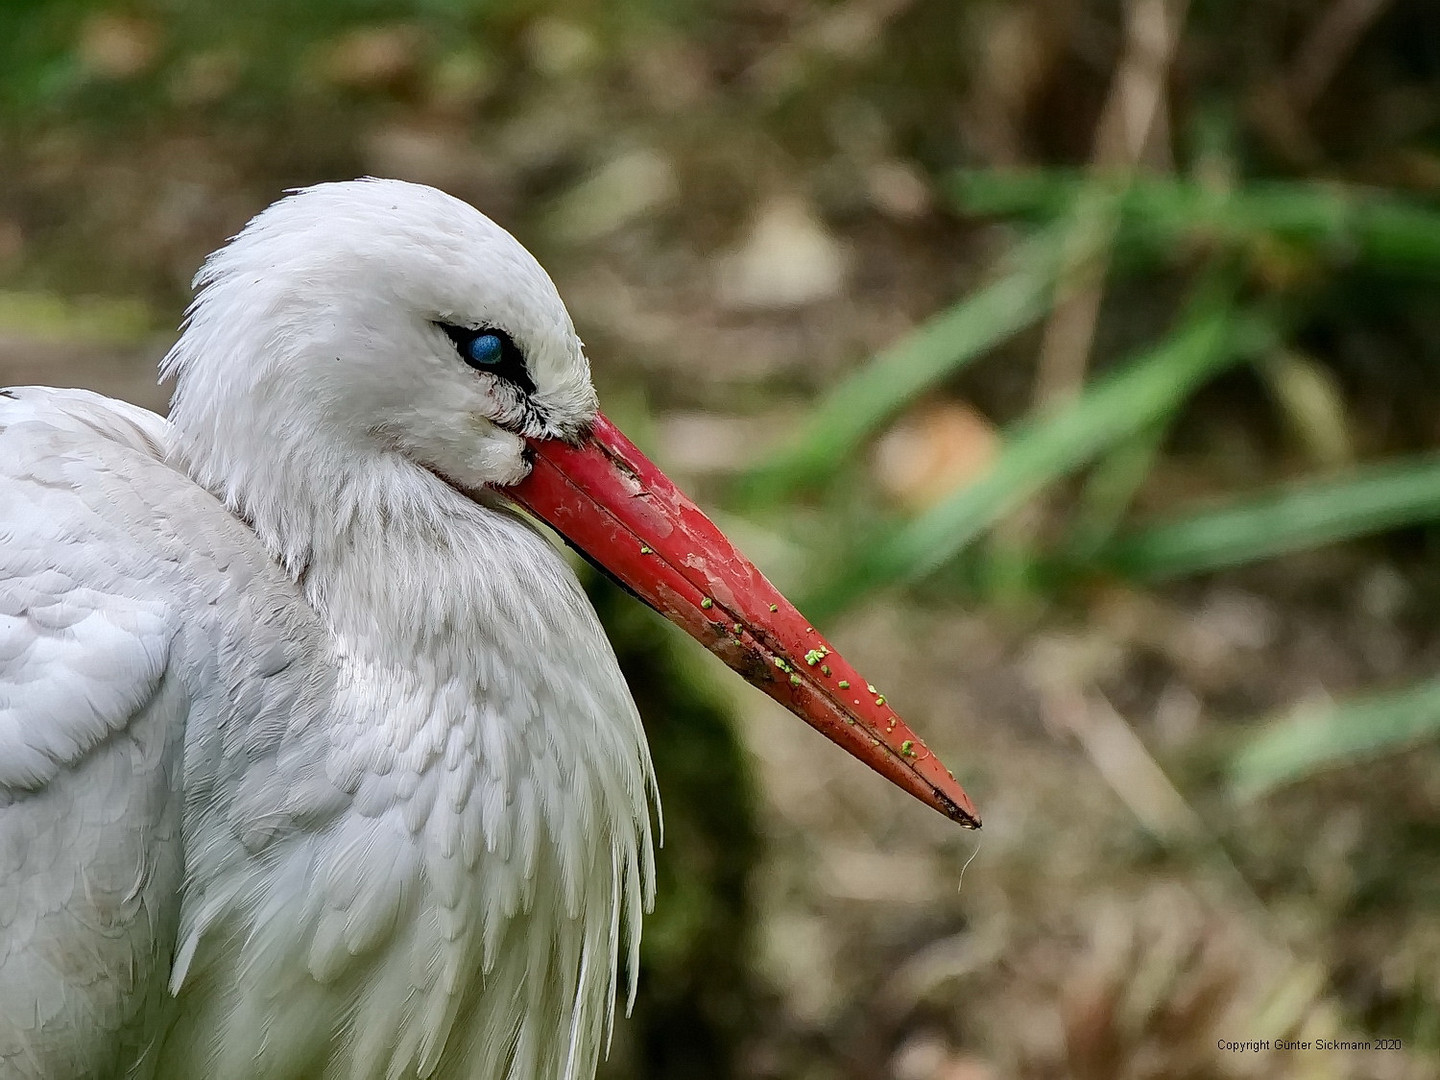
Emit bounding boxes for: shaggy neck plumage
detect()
[150,180,661,1080]
[164,279,659,1080]
[163,267,452,586]
[168,379,513,668]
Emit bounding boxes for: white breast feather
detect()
[0,386,657,1080]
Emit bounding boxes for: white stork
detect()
[0,178,977,1080]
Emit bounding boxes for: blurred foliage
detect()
[1099,451,1440,583]
[724,10,1440,801]
[586,575,762,1080]
[1233,676,1440,798]
[799,275,1275,616]
[0,0,534,117]
[737,225,1071,503]
[744,157,1440,794]
[0,288,154,342]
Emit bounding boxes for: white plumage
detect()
[0,180,655,1080]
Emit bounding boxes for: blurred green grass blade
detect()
[804,284,1271,619]
[950,171,1440,276]
[1102,452,1440,581]
[734,226,1072,506]
[0,290,155,345]
[1068,421,1170,561]
[1231,680,1440,798]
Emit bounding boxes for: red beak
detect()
[505,413,979,828]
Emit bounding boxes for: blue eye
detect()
[436,322,537,395]
[466,332,504,367]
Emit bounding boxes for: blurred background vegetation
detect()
[3,0,1440,1077]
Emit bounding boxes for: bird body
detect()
[0,179,973,1080]
[2,181,652,1080]
[1,378,651,1080]
[1,390,189,1079]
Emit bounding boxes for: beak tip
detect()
[935,783,982,829]
[952,803,983,830]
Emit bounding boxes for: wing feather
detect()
[1,385,656,1080]
[0,388,189,1080]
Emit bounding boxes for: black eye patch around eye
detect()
[437,323,537,396]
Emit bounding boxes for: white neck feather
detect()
[162,258,658,1080]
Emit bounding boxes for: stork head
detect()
[165,177,979,828]
[166,177,601,494]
